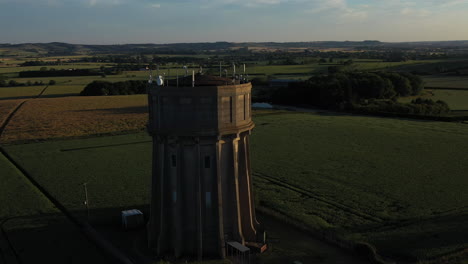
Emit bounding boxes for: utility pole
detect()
[83,182,89,221]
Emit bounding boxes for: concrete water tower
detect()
[146,73,266,259]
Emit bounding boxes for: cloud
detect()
[440,0,468,7]
[304,0,368,22]
[400,7,432,17]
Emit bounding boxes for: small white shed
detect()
[121,209,144,230]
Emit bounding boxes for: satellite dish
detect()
[156,75,164,86]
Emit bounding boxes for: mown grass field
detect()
[400,89,468,111]
[423,76,468,89]
[0,86,45,100]
[3,109,468,262]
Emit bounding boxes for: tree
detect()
[49,80,56,85]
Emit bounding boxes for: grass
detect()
[3,133,152,213]
[423,75,468,89]
[0,86,45,100]
[3,109,468,262]
[399,89,468,110]
[0,152,112,264]
[3,215,112,264]
[0,152,56,219]
[251,111,468,261]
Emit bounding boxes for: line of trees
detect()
[20,59,62,67]
[272,72,423,108]
[0,78,56,87]
[19,68,117,78]
[80,80,147,96]
[270,71,449,115]
[354,98,450,115]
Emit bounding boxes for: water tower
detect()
[146,73,266,259]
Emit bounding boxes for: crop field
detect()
[0,152,111,264]
[3,109,468,262]
[250,111,468,261]
[0,99,23,126]
[0,95,148,144]
[3,133,152,216]
[0,152,56,218]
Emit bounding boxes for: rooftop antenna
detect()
[167,68,170,87]
[82,182,90,221]
[192,70,195,88]
[147,66,153,84]
[183,66,188,77]
[224,69,228,85]
[233,62,236,77]
[243,64,246,75]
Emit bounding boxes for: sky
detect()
[0,0,467,44]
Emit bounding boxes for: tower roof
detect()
[171,74,243,87]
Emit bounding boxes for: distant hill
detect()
[1,40,468,56]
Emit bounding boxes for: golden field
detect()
[0,95,148,144]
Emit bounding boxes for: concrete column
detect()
[245,133,261,230]
[175,139,184,258]
[231,136,245,245]
[196,139,203,261]
[215,138,226,258]
[148,137,164,251]
[157,137,170,255]
[238,132,257,241]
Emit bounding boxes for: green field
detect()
[0,152,111,264]
[4,133,152,215]
[399,89,468,111]
[0,86,45,100]
[0,152,56,218]
[423,76,468,89]
[3,110,468,262]
[251,111,468,261]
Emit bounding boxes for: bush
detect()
[80,80,147,96]
[49,80,56,85]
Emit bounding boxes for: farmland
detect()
[0,86,45,100]
[423,76,468,89]
[0,152,112,264]
[399,89,468,111]
[2,109,468,262]
[0,95,148,144]
[1,44,468,263]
